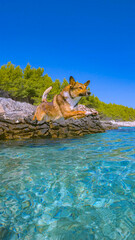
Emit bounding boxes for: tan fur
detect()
[33,76,92,121]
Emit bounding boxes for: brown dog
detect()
[33,76,93,121]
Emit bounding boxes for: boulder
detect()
[0,97,117,140]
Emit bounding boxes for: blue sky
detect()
[0,0,135,108]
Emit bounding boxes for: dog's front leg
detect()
[72,111,93,119]
[63,110,88,119]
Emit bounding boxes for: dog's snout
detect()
[87,91,91,96]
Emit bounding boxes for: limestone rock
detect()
[0,103,5,115]
[0,97,117,140]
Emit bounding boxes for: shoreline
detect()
[106,120,135,127]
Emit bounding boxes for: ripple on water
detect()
[0,127,135,239]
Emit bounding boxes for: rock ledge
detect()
[0,98,117,140]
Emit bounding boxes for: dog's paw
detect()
[85,111,92,116]
[85,110,98,116]
[91,110,98,115]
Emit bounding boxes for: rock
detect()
[0,103,5,115]
[0,97,36,121]
[101,120,118,130]
[110,120,135,127]
[0,227,18,240]
[0,97,117,140]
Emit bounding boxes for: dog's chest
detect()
[63,91,81,110]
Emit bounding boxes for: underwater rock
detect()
[0,97,117,140]
[0,227,18,240]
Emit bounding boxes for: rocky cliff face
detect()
[0,98,117,140]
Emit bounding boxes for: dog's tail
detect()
[42,86,53,102]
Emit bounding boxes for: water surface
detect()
[0,128,135,239]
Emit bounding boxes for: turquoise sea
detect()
[0,127,135,240]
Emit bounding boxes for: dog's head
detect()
[69,76,91,98]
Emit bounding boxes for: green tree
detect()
[60,78,68,90]
[0,62,23,95]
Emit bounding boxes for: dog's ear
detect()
[84,80,90,87]
[69,76,76,86]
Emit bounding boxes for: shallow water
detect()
[0,127,135,240]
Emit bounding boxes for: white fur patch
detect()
[63,91,81,110]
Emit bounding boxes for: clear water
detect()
[0,128,135,240]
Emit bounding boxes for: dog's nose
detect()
[87,91,91,96]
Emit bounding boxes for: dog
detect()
[33,76,96,121]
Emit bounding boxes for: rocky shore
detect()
[0,98,118,140]
[110,120,135,127]
[100,120,135,128]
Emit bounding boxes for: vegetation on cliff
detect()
[0,62,135,121]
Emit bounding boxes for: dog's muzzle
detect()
[79,91,91,96]
[86,91,91,96]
